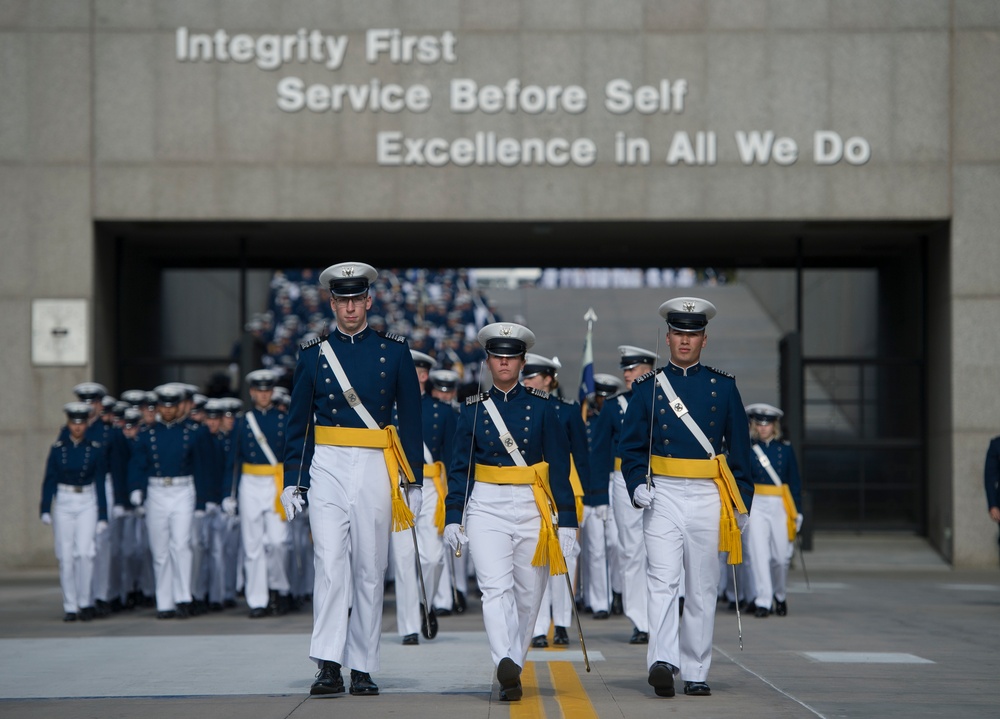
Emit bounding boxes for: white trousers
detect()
[53,485,98,613]
[466,482,548,669]
[746,494,792,606]
[390,475,442,636]
[612,471,648,631]
[239,473,290,609]
[308,445,390,672]
[145,482,195,611]
[92,475,117,602]
[644,476,721,682]
[581,505,612,612]
[533,552,578,635]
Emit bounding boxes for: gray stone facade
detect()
[2,1,998,566]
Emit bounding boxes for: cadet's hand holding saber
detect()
[280,345,322,522]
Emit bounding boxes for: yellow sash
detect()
[649,455,749,564]
[423,461,448,534]
[314,425,417,532]
[242,463,287,520]
[568,457,585,524]
[474,462,567,576]
[753,483,799,541]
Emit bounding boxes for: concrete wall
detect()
[2,1,998,566]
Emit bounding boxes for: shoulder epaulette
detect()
[378,330,406,344]
[634,370,656,384]
[559,396,575,406]
[300,334,327,350]
[526,386,549,399]
[706,366,734,379]
[465,392,489,405]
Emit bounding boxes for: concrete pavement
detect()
[1,533,998,719]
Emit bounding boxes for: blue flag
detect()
[578,315,595,407]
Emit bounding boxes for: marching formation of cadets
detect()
[40,263,803,704]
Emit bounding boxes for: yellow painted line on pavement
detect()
[511,662,544,719]
[549,661,598,719]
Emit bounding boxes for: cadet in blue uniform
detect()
[592,346,658,643]
[986,437,1000,559]
[42,402,109,621]
[427,369,467,616]
[444,323,578,702]
[223,369,291,618]
[219,398,242,607]
[619,297,753,699]
[745,403,802,617]
[523,353,589,648]
[390,350,454,645]
[280,262,423,698]
[581,372,626,620]
[127,384,211,619]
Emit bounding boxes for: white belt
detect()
[57,483,94,494]
[148,475,193,487]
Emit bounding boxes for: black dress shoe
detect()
[209,602,224,612]
[78,606,95,621]
[593,610,610,620]
[349,670,379,696]
[611,591,624,615]
[774,597,788,616]
[553,626,569,646]
[402,633,419,645]
[249,607,268,619]
[754,605,770,618]
[310,660,344,695]
[272,593,291,616]
[156,610,176,619]
[496,657,522,701]
[629,627,649,644]
[174,602,191,619]
[433,606,452,617]
[94,599,111,618]
[647,661,675,697]
[683,681,711,696]
[109,597,124,613]
[63,612,77,622]
[223,598,237,609]
[531,634,548,648]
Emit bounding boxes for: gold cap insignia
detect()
[342,266,355,277]
[683,301,696,312]
[500,325,512,336]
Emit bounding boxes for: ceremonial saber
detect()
[644,330,661,492]
[404,490,438,639]
[731,564,744,651]
[292,346,323,502]
[563,548,591,672]
[796,533,811,590]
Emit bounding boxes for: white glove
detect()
[737,512,751,533]
[558,527,580,559]
[633,484,655,509]
[593,504,609,522]
[194,509,205,519]
[96,520,108,535]
[112,504,127,519]
[443,523,469,553]
[280,486,304,521]
[795,513,804,532]
[40,512,52,526]
[205,502,220,515]
[129,489,143,508]
[221,496,237,516]
[405,484,423,518]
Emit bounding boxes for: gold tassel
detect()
[434,500,446,535]
[391,494,415,533]
[532,526,550,568]
[547,529,568,576]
